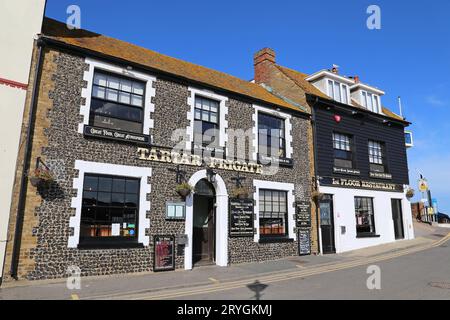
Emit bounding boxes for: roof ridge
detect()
[41,18,303,113]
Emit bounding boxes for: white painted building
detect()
[0,0,47,283]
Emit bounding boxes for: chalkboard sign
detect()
[298,229,311,256]
[153,235,175,272]
[296,201,311,228]
[229,198,254,237]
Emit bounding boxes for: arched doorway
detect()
[185,170,228,270]
[192,179,216,266]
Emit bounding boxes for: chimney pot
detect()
[354,76,360,83]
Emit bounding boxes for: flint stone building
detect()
[3,19,317,281]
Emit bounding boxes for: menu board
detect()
[229,198,254,237]
[153,235,175,272]
[296,201,311,228]
[298,229,311,256]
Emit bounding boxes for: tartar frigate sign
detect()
[137,147,264,174]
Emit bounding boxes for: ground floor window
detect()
[80,173,140,245]
[259,189,288,238]
[354,197,376,236]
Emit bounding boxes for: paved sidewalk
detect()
[0,224,448,300]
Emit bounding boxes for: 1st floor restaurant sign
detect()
[319,177,404,192]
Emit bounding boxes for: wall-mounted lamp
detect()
[206,168,217,184]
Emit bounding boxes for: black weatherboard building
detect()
[306,70,414,254]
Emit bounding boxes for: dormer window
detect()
[327,80,349,105]
[361,91,380,113]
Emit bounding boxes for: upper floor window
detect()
[333,132,353,168]
[368,140,386,173]
[91,71,145,134]
[361,91,380,113]
[80,174,140,245]
[328,80,349,105]
[194,96,220,146]
[258,113,286,158]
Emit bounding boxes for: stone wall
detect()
[5,46,314,281]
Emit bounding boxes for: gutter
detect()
[10,38,46,279]
[310,97,322,255]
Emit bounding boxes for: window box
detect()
[258,237,294,244]
[356,233,381,239]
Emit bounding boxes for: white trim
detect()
[306,70,355,85]
[69,161,152,248]
[253,180,296,242]
[185,170,229,270]
[80,58,156,136]
[350,82,385,96]
[252,105,293,161]
[186,87,228,151]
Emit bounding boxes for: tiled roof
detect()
[41,18,301,113]
[275,64,406,122]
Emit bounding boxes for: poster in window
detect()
[153,235,175,272]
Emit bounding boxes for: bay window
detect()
[90,71,145,134]
[361,91,380,113]
[328,80,349,105]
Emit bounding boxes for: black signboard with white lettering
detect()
[229,198,254,237]
[257,154,294,168]
[153,235,175,272]
[298,229,311,256]
[296,201,311,228]
[84,125,150,144]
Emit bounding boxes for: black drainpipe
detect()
[311,97,321,255]
[10,38,45,279]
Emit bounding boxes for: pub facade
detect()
[2,19,317,281]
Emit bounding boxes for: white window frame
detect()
[69,160,152,248]
[80,58,156,136]
[186,87,228,151]
[253,180,296,242]
[252,105,293,161]
[361,90,381,113]
[327,79,349,105]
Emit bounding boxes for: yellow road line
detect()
[208,277,220,284]
[71,294,79,300]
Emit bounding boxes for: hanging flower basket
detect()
[312,190,324,202]
[30,167,54,188]
[231,187,250,199]
[406,188,415,200]
[175,182,194,198]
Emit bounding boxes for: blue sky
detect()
[45,0,450,212]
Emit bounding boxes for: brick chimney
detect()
[254,48,276,84]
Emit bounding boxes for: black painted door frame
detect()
[320,195,336,254]
[391,199,405,240]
